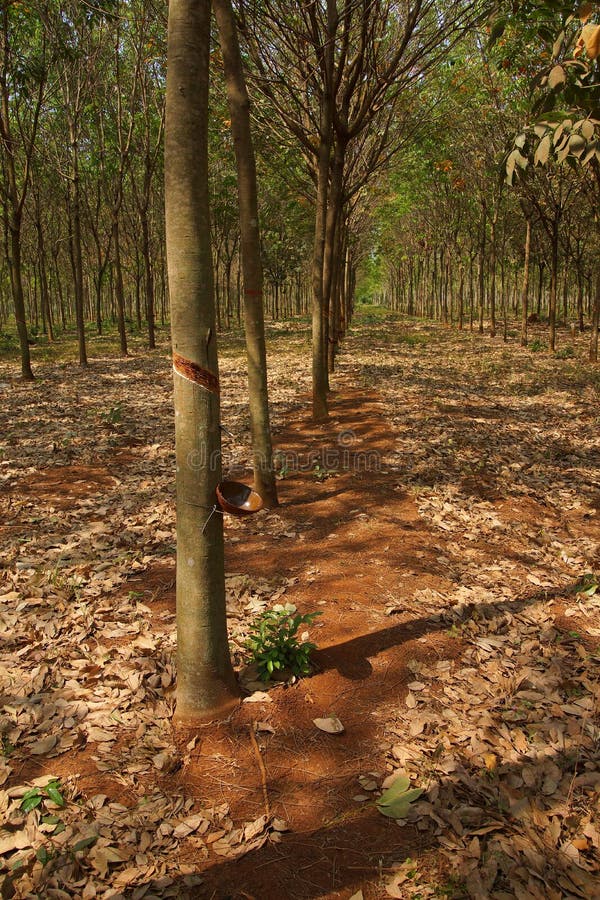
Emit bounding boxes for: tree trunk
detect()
[576,264,584,333]
[165,0,240,724]
[213,0,279,507]
[68,127,88,368]
[112,218,128,356]
[590,266,600,363]
[549,217,559,352]
[478,208,486,334]
[7,212,34,380]
[140,205,156,349]
[489,213,497,337]
[520,218,531,347]
[311,124,331,419]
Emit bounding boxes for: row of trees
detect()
[2,3,599,389]
[361,3,600,359]
[5,0,599,719]
[163,0,486,721]
[166,0,599,722]
[1,0,485,395]
[1,0,167,376]
[0,0,317,377]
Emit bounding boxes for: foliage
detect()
[530,337,547,350]
[497,1,600,181]
[375,773,424,819]
[20,779,65,813]
[245,603,320,682]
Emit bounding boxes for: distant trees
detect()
[0,2,47,379]
[361,8,600,356]
[1,0,598,375]
[498,0,600,358]
[0,0,168,365]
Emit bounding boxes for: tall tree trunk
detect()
[165,0,240,723]
[140,205,156,348]
[590,266,600,363]
[576,263,584,333]
[537,261,544,316]
[549,217,559,352]
[311,127,331,419]
[34,192,54,342]
[478,207,486,334]
[489,212,497,337]
[323,139,345,371]
[520,217,531,347]
[6,210,34,379]
[68,128,88,368]
[213,0,279,505]
[112,218,128,356]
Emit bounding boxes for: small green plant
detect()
[575,573,598,596]
[530,339,546,352]
[273,451,290,480]
[556,345,575,359]
[101,403,123,425]
[0,331,18,353]
[21,779,65,813]
[313,462,336,482]
[245,603,321,681]
[1,734,15,757]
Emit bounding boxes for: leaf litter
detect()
[1,319,599,898]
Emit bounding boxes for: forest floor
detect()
[1,310,600,900]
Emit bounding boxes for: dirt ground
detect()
[1,313,600,899]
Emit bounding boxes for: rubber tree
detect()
[239,0,482,418]
[0,4,47,381]
[213,0,279,505]
[165,0,240,723]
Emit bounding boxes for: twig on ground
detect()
[249,722,271,818]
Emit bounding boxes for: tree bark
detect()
[68,122,88,368]
[213,0,278,507]
[520,217,531,347]
[312,125,332,420]
[590,266,600,363]
[112,218,128,356]
[165,0,240,723]
[549,217,559,352]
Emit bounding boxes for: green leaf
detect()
[73,835,98,852]
[377,774,410,800]
[376,773,424,819]
[376,787,424,819]
[20,789,43,812]
[45,781,65,806]
[36,847,49,865]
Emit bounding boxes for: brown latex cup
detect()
[216,481,263,516]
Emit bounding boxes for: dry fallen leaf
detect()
[313,716,345,734]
